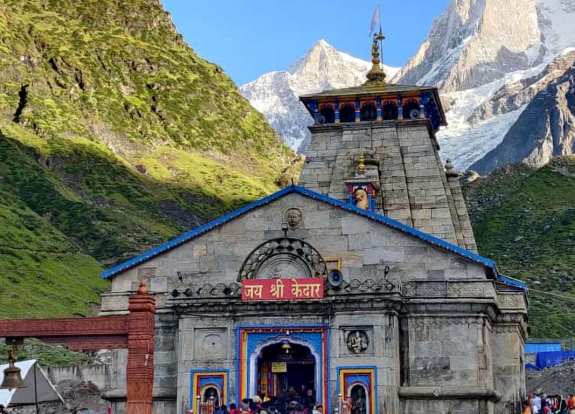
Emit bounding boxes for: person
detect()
[534,394,542,412]
[299,385,307,400]
[523,401,532,414]
[267,405,278,414]
[568,395,575,414]
[559,400,569,414]
[303,389,315,410]
[312,404,323,414]
[241,399,251,414]
[0,405,7,414]
[230,403,240,414]
[351,388,367,414]
[529,398,539,414]
[529,397,539,414]
[545,394,554,409]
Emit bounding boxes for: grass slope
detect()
[0,124,286,317]
[464,157,575,338]
[0,171,106,318]
[0,0,300,319]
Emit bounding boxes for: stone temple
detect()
[99,34,528,414]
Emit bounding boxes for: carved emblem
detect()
[347,331,369,354]
[284,207,303,229]
[238,238,328,281]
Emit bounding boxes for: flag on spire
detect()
[369,6,381,35]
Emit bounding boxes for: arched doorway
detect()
[348,383,369,414]
[403,100,420,120]
[340,104,356,123]
[202,386,220,404]
[381,102,398,120]
[319,105,335,124]
[360,103,377,121]
[251,338,319,402]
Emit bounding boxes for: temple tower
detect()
[298,32,477,251]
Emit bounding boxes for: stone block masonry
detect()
[300,120,475,249]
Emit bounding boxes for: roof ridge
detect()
[101,185,505,282]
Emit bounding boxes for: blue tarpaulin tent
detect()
[525,342,562,354]
[535,351,575,369]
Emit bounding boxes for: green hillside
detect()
[464,157,575,338]
[0,0,298,318]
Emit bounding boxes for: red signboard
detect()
[241,278,324,301]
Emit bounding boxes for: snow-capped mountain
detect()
[240,40,399,151]
[392,0,575,172]
[242,0,575,172]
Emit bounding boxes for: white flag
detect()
[369,6,380,35]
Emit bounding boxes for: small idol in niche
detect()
[353,187,370,211]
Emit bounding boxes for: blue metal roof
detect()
[101,185,521,288]
[498,275,528,290]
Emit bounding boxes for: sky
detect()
[161,0,451,86]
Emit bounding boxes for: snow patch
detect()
[241,40,399,151]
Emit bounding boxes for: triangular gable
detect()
[101,185,521,287]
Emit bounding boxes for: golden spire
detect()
[364,28,386,86]
[356,147,366,176]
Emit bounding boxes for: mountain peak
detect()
[315,39,331,48]
[241,42,397,151]
[310,39,336,52]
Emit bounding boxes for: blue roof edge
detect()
[101,185,517,287]
[498,275,528,290]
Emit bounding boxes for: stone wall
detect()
[101,192,488,315]
[299,120,472,248]
[98,182,526,414]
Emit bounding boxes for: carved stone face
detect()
[284,208,303,229]
[353,188,369,210]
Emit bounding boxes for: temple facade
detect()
[99,34,528,414]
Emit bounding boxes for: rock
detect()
[470,67,575,174]
[461,170,480,184]
[391,0,543,92]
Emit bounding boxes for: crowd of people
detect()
[523,393,575,414]
[213,385,323,414]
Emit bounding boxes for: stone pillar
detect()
[126,281,156,414]
[418,93,426,119]
[491,292,528,414]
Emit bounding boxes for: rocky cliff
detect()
[471,57,575,173]
[392,0,575,173]
[0,0,296,318]
[391,0,543,92]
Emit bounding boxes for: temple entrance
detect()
[257,341,316,401]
